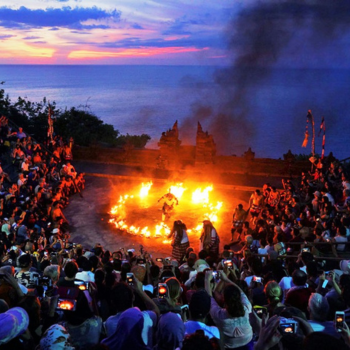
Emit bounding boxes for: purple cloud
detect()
[0,34,15,39]
[0,6,121,29]
[23,36,41,40]
[100,35,225,50]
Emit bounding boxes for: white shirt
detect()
[185,320,220,339]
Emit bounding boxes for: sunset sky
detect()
[0,1,350,66]
[0,0,235,65]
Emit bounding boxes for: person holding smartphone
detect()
[204,270,253,350]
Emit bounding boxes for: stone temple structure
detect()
[195,122,216,164]
[157,121,181,165]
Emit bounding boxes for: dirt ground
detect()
[65,176,251,258]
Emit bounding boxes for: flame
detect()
[169,183,186,199]
[140,181,153,198]
[192,186,213,204]
[109,181,223,244]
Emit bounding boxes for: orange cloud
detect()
[68,46,207,59]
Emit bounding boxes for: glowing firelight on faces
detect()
[109,182,222,244]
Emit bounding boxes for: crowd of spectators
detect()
[0,119,349,350]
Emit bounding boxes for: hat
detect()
[314,191,321,197]
[4,218,8,221]
[340,260,350,274]
[84,251,94,259]
[0,307,29,345]
[39,324,74,350]
[189,290,211,318]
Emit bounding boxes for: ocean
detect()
[0,64,349,160]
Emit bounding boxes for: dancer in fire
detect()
[248,189,264,226]
[231,203,248,241]
[167,220,190,263]
[200,220,220,258]
[158,190,179,221]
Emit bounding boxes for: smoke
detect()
[182,1,350,156]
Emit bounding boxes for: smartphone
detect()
[57,299,76,311]
[156,258,163,262]
[44,251,48,257]
[137,259,146,265]
[158,283,168,299]
[302,248,310,252]
[253,276,262,283]
[253,306,267,318]
[126,272,134,286]
[335,311,345,332]
[224,260,233,269]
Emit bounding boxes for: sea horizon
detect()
[1,64,350,160]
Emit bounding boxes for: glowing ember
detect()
[140,181,153,198]
[169,183,186,199]
[192,186,213,204]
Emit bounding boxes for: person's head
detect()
[303,331,348,350]
[18,254,32,270]
[43,265,60,284]
[156,311,185,349]
[17,296,41,332]
[110,282,133,313]
[224,284,245,317]
[39,324,74,350]
[308,293,329,322]
[245,235,253,245]
[198,250,208,260]
[0,307,29,345]
[292,269,307,286]
[264,281,282,305]
[64,261,78,279]
[182,330,215,350]
[189,290,211,320]
[165,277,181,301]
[306,261,318,278]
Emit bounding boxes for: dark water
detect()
[0,64,349,159]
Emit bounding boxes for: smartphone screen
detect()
[335,312,345,331]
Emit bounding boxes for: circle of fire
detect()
[108,182,223,244]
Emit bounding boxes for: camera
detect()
[57,299,76,311]
[158,283,168,299]
[279,318,298,334]
[126,272,134,286]
[156,258,163,262]
[335,311,345,332]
